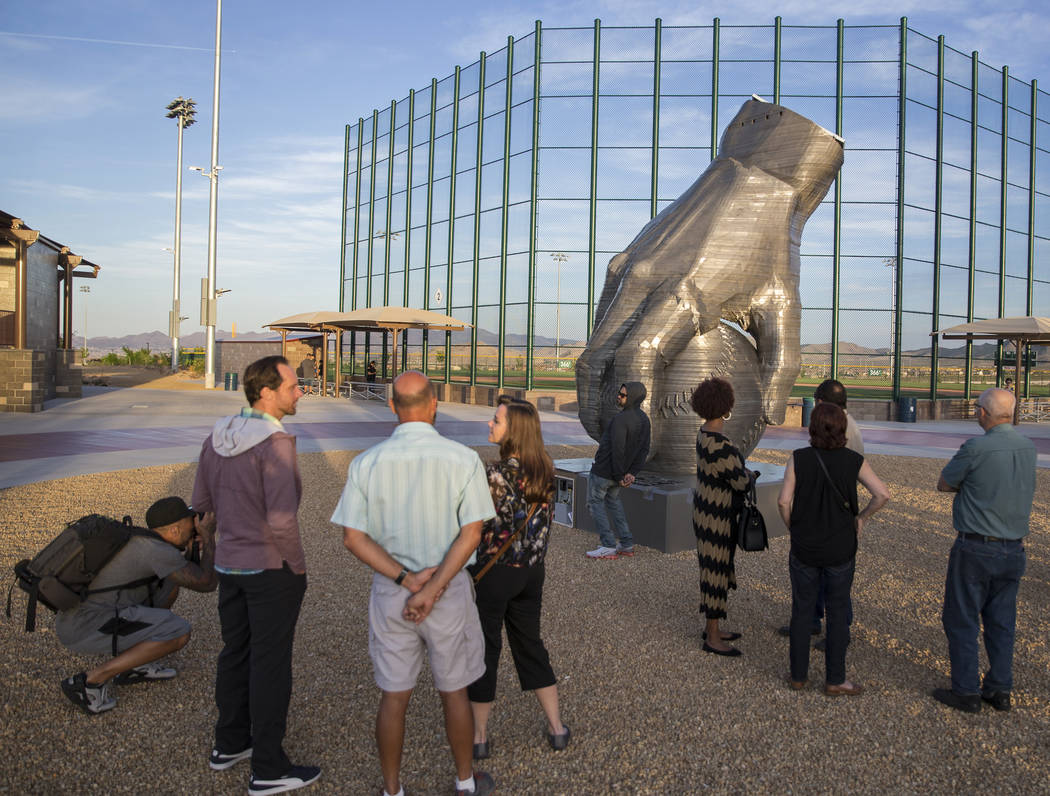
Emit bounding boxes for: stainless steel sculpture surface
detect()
[576,98,845,471]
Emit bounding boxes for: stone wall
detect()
[214,341,283,384]
[0,348,81,412]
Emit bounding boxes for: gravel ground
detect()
[1,446,1048,795]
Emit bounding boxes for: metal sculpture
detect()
[576,97,845,471]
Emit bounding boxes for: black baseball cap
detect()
[145,496,195,529]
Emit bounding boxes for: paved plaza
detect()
[1,385,1048,794]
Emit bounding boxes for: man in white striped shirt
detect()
[333,370,496,796]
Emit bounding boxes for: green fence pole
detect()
[773,16,782,104]
[650,18,661,220]
[931,36,945,400]
[365,110,379,367]
[470,55,486,386]
[997,66,1009,385]
[403,92,414,370]
[892,18,907,400]
[446,66,462,385]
[352,120,364,311]
[831,19,844,379]
[587,19,601,337]
[497,36,514,390]
[422,80,438,374]
[339,124,350,312]
[470,50,485,386]
[526,20,541,390]
[384,99,396,307]
[711,18,720,159]
[965,51,978,399]
[1026,79,1037,397]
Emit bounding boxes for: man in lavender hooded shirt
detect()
[192,355,320,796]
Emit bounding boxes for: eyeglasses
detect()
[617,391,627,398]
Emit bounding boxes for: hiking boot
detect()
[209,746,253,771]
[114,662,177,685]
[61,672,116,715]
[455,771,495,795]
[585,546,619,559]
[615,545,635,557]
[248,765,321,795]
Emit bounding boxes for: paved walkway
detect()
[1,386,1047,488]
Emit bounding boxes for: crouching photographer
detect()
[55,496,217,715]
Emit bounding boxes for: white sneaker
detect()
[585,546,619,559]
[114,662,177,684]
[61,672,117,715]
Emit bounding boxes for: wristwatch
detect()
[395,568,409,586]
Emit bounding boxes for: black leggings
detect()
[467,562,557,702]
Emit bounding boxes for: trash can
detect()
[898,396,916,423]
[801,397,815,426]
[224,372,238,391]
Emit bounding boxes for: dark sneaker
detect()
[248,765,321,795]
[114,662,177,684]
[455,770,495,795]
[60,672,116,715]
[932,687,981,713]
[209,746,253,771]
[981,691,1011,712]
[546,724,571,751]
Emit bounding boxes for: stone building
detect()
[1,211,99,412]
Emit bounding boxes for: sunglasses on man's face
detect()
[617,391,627,398]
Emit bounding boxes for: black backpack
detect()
[7,514,163,633]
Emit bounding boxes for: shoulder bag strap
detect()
[473,502,541,584]
[813,451,855,516]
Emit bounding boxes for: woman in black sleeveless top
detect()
[776,403,889,695]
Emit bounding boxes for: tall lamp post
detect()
[198,0,223,389]
[550,252,568,360]
[165,96,196,373]
[79,285,90,357]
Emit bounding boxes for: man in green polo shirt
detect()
[933,387,1036,713]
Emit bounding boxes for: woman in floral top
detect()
[467,398,570,760]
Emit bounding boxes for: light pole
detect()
[199,0,223,389]
[550,252,568,359]
[165,96,196,373]
[79,285,90,357]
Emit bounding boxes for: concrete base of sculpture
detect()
[554,459,787,554]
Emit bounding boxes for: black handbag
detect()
[737,470,768,552]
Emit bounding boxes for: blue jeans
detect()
[789,554,854,685]
[587,472,633,549]
[942,536,1026,695]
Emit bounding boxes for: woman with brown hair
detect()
[691,377,752,656]
[777,402,889,696]
[468,398,569,759]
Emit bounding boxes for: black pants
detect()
[215,566,307,778]
[467,562,556,703]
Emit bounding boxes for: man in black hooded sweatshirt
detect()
[585,381,651,559]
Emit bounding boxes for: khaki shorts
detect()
[368,569,485,693]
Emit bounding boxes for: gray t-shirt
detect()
[70,535,187,611]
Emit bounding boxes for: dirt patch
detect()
[80,365,203,389]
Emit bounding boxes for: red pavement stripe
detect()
[0,418,585,464]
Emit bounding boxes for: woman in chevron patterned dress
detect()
[691,377,751,656]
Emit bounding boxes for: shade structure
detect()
[266,307,474,392]
[932,316,1050,424]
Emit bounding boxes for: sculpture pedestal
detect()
[554,459,787,554]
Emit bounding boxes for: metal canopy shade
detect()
[932,316,1050,424]
[266,307,473,393]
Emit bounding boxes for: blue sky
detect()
[3,0,1048,339]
